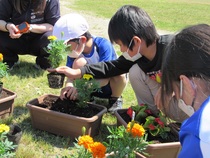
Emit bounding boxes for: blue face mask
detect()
[122,38,142,62]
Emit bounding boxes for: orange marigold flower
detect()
[126,122,145,138]
[89,142,106,158]
[0,53,3,62]
[78,135,94,149]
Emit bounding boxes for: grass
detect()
[0,0,209,157]
[70,0,210,32]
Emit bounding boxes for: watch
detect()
[29,24,33,31]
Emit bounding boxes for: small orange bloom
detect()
[89,142,106,158]
[126,122,145,138]
[78,135,94,149]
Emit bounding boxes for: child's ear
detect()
[133,36,141,45]
[79,36,87,43]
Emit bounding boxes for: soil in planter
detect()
[119,111,180,143]
[36,96,101,118]
[0,90,12,99]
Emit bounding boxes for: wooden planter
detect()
[0,88,17,119]
[114,109,181,158]
[26,94,107,138]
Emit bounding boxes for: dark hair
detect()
[14,0,46,14]
[82,31,92,41]
[161,24,210,111]
[108,5,159,50]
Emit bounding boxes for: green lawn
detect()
[70,0,210,32]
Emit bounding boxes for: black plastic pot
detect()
[7,124,22,145]
[47,72,65,89]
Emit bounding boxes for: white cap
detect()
[52,13,89,43]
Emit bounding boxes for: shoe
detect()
[36,57,51,70]
[108,97,123,114]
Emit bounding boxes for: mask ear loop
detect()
[180,79,183,98]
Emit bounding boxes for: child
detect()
[160,24,210,158]
[52,13,127,113]
[48,5,187,122]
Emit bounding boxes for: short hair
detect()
[108,5,159,50]
[82,31,92,41]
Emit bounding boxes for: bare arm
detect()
[47,66,82,80]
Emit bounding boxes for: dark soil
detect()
[0,90,12,99]
[119,110,180,143]
[36,96,102,118]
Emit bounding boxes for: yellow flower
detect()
[126,122,145,138]
[48,35,57,41]
[83,74,93,80]
[0,53,3,62]
[0,124,10,133]
[78,135,94,149]
[89,142,106,158]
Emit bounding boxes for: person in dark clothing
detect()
[48,5,188,122]
[0,0,60,70]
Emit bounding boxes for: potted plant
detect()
[114,104,181,158]
[26,74,107,138]
[0,53,8,94]
[0,124,20,157]
[0,54,17,119]
[45,34,69,89]
[71,122,149,158]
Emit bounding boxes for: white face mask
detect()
[122,38,142,62]
[178,80,195,117]
[68,40,85,58]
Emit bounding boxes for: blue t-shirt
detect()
[178,96,210,158]
[66,36,117,68]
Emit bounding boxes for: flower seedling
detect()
[45,33,69,68]
[0,124,17,157]
[73,74,100,108]
[72,127,106,158]
[105,121,149,158]
[127,104,171,139]
[0,54,8,82]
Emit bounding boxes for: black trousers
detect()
[0,31,52,69]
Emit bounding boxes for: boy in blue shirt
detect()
[53,13,127,113]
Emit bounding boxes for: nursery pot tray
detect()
[26,94,107,138]
[0,88,17,119]
[115,109,181,158]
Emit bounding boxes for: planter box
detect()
[115,109,181,158]
[0,88,17,119]
[26,94,107,138]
